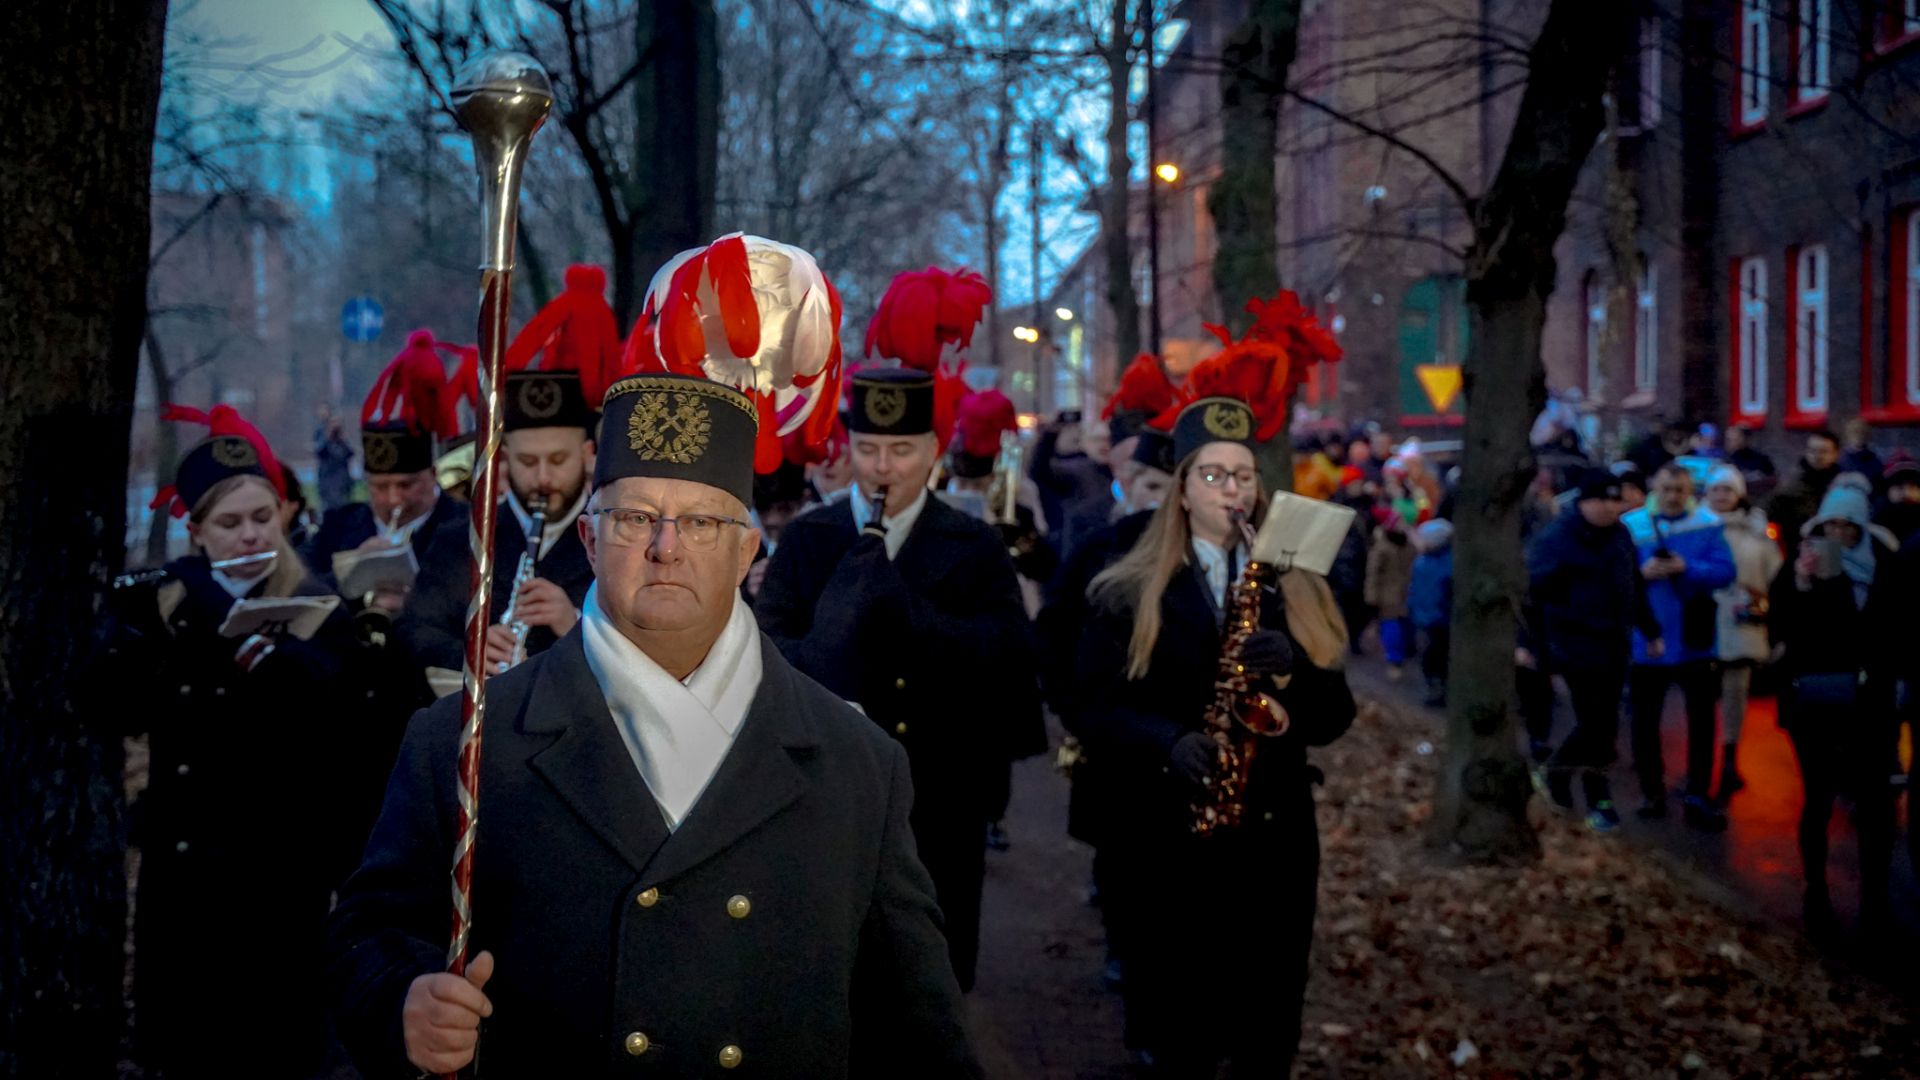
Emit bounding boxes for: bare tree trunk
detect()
[627,0,719,323]
[142,324,178,566]
[1438,0,1625,861]
[1101,0,1142,367]
[0,1,167,1073]
[1208,0,1300,492]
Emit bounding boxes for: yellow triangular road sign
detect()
[1415,364,1463,413]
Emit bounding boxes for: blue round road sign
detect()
[341,296,385,343]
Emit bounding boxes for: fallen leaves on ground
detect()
[1298,699,1920,1079]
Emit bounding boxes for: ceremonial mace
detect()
[445,52,551,994]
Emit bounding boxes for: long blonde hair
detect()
[189,474,308,598]
[1089,453,1269,679]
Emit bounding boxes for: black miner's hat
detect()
[847,368,934,436]
[595,374,758,508]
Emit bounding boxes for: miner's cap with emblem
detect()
[1172,396,1256,464]
[505,370,595,433]
[848,368,935,436]
[595,373,759,508]
[362,329,462,475]
[152,403,287,520]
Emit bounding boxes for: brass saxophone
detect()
[1192,508,1291,836]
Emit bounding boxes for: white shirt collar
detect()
[386,495,438,544]
[579,581,763,830]
[507,488,588,558]
[851,482,930,560]
[1191,536,1230,608]
[210,568,259,599]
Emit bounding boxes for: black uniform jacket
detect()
[300,491,469,592]
[1076,561,1357,845]
[327,627,982,1080]
[399,502,594,671]
[754,495,1044,814]
[99,556,368,1071]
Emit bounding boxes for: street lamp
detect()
[1013,325,1039,343]
[1054,307,1074,322]
[1155,162,1180,185]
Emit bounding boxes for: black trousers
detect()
[912,812,986,992]
[1547,665,1629,803]
[1421,625,1450,683]
[1105,797,1318,1078]
[1784,705,1896,913]
[1629,661,1720,801]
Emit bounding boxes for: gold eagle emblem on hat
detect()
[865,386,907,429]
[518,376,563,421]
[1201,402,1251,441]
[362,432,400,473]
[629,391,712,464]
[211,437,259,469]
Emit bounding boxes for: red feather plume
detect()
[865,267,993,372]
[363,329,460,440]
[1151,289,1340,442]
[1102,353,1178,419]
[954,388,1017,460]
[150,403,287,517]
[506,264,624,405]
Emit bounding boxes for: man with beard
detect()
[401,366,597,677]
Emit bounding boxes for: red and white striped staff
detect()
[444,53,552,1001]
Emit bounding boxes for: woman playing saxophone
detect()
[1077,389,1354,1079]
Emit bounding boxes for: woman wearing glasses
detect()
[1078,392,1356,1079]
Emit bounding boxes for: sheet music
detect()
[1250,492,1357,576]
[332,543,419,598]
[216,595,341,641]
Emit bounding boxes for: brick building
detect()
[1547,0,1920,464]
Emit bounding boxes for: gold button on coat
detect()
[624,1031,650,1056]
[718,1045,743,1068]
[727,895,751,919]
[894,677,906,690]
[894,722,908,735]
[635,887,659,908]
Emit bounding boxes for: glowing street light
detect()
[1013,325,1040,343]
[1154,162,1180,184]
[1054,307,1074,321]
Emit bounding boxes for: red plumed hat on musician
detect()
[1151,288,1342,461]
[1103,352,1179,444]
[949,388,1017,479]
[151,404,286,518]
[362,329,464,474]
[500,265,617,433]
[864,266,992,452]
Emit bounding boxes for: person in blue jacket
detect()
[1623,462,1737,829]
[1408,519,1454,707]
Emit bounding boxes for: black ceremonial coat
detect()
[399,504,594,672]
[299,491,468,594]
[97,556,367,1076]
[753,495,1043,991]
[1075,561,1356,1073]
[326,628,981,1080]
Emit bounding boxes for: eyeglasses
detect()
[1194,465,1258,489]
[593,508,748,550]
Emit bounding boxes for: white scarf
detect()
[579,581,763,830]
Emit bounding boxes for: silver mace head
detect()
[451,52,553,271]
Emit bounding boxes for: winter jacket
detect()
[1363,530,1416,620]
[1523,511,1660,674]
[1408,522,1453,630]
[1715,506,1783,663]
[1623,505,1737,666]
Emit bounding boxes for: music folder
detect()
[216,595,341,641]
[1249,492,1358,576]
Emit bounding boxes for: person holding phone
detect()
[1622,463,1737,829]
[1767,479,1902,942]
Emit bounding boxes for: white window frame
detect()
[1639,17,1662,126]
[1908,0,1920,36]
[1741,0,1770,127]
[1797,0,1830,102]
[1635,264,1658,394]
[1794,246,1829,414]
[1585,275,1607,401]
[1907,213,1920,405]
[1738,257,1769,416]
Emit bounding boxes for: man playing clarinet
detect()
[328,372,981,1078]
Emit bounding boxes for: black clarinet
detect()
[862,485,890,540]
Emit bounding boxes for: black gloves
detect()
[1235,629,1294,680]
[1170,731,1218,786]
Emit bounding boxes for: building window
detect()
[1634,264,1658,394]
[1733,256,1768,419]
[1791,245,1829,416]
[1584,272,1607,401]
[1738,0,1770,129]
[1795,0,1830,104]
[1907,211,1920,405]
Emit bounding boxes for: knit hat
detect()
[1414,518,1454,552]
[1573,466,1624,503]
[1706,464,1746,497]
[1884,450,1920,486]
